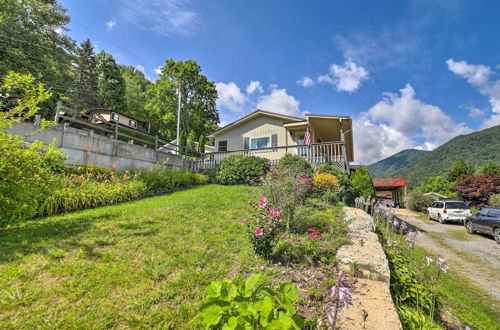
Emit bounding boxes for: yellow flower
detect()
[312,173,340,189]
[33,174,40,179]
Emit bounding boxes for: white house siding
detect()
[214,115,301,160]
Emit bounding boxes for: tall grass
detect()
[137,165,207,194]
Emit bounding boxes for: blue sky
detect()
[60,0,500,163]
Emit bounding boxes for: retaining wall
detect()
[335,207,402,329]
[8,123,192,171]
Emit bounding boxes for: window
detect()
[218,140,227,152]
[297,134,308,156]
[250,137,270,149]
[129,120,137,128]
[445,202,467,209]
[111,113,119,121]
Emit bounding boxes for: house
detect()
[194,109,354,172]
[91,108,151,134]
[159,139,215,154]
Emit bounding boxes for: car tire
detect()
[466,221,474,234]
[494,228,500,244]
[438,214,446,224]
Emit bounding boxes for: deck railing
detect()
[192,142,349,172]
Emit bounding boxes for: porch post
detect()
[340,120,349,174]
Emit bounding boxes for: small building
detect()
[423,192,449,200]
[194,109,354,172]
[372,176,407,207]
[91,108,151,134]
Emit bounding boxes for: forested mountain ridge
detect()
[368,125,500,187]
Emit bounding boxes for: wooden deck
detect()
[192,142,349,172]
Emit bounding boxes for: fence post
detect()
[113,122,119,157]
[54,101,61,123]
[155,135,159,163]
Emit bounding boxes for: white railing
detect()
[192,142,348,172]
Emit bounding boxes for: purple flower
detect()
[425,256,433,266]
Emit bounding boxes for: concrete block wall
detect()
[8,123,193,171]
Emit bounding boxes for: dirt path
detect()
[394,210,500,302]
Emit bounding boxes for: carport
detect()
[372,177,407,207]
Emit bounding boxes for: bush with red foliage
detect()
[453,175,500,207]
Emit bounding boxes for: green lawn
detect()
[0,185,262,329]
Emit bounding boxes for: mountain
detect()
[368,149,429,177]
[368,125,500,188]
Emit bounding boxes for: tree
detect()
[350,166,376,199]
[198,134,206,154]
[145,59,219,142]
[453,175,500,208]
[0,0,75,118]
[96,51,125,111]
[120,65,150,120]
[413,175,454,196]
[481,161,500,176]
[71,39,98,111]
[447,159,474,183]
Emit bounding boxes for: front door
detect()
[297,134,308,157]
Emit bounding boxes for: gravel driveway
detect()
[395,209,500,302]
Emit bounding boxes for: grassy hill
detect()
[368,125,500,188]
[368,149,429,177]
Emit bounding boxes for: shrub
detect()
[138,165,206,194]
[313,173,340,190]
[291,202,335,234]
[278,153,312,176]
[244,196,286,258]
[216,154,270,185]
[41,176,147,216]
[490,194,500,206]
[350,165,376,199]
[315,164,356,205]
[453,174,500,208]
[195,273,303,329]
[261,167,312,232]
[405,192,434,212]
[272,233,347,265]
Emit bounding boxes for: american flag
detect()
[304,126,311,145]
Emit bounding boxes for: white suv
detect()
[427,200,471,224]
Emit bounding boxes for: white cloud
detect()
[134,65,145,74]
[447,59,500,127]
[216,82,246,113]
[117,0,199,37]
[468,107,485,118]
[155,66,163,76]
[297,76,314,88]
[54,27,62,34]
[246,81,263,95]
[106,19,116,30]
[354,84,472,164]
[256,86,302,117]
[317,59,369,92]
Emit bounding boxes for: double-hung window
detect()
[129,120,137,128]
[218,140,227,152]
[250,137,270,149]
[111,113,119,121]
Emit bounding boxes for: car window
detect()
[438,202,444,208]
[487,209,500,217]
[445,202,468,209]
[477,209,488,216]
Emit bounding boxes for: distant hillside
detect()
[368,125,500,188]
[368,149,429,177]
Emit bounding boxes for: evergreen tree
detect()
[96,51,125,110]
[350,166,376,199]
[481,161,500,176]
[447,159,474,183]
[72,39,98,111]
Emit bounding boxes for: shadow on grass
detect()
[0,213,116,263]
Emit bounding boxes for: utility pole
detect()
[176,84,181,155]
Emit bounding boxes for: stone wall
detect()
[335,207,402,329]
[8,123,193,171]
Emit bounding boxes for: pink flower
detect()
[261,216,266,220]
[254,227,264,237]
[271,171,276,176]
[241,219,247,224]
[258,196,267,208]
[278,219,284,223]
[268,207,282,219]
[308,233,323,238]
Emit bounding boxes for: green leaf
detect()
[280,283,299,301]
[220,280,238,301]
[256,296,274,327]
[237,302,256,317]
[206,281,222,298]
[222,316,238,330]
[244,273,262,296]
[200,304,223,326]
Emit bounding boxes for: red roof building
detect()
[372,176,407,207]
